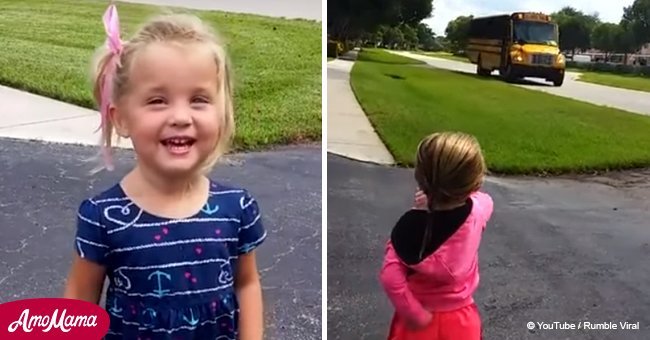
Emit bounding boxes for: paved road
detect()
[328,153,650,340]
[0,139,321,340]
[121,0,321,20]
[394,52,650,116]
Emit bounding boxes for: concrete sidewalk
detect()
[120,0,321,21]
[0,85,133,149]
[327,55,395,165]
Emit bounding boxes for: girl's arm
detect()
[235,251,263,340]
[379,242,431,328]
[63,253,106,303]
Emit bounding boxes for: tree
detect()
[416,23,437,51]
[617,20,643,63]
[433,36,447,51]
[552,7,600,30]
[328,0,400,42]
[383,27,405,49]
[592,23,619,59]
[552,7,600,28]
[592,21,641,64]
[445,15,473,53]
[401,25,419,50]
[373,25,389,47]
[399,0,434,26]
[328,0,434,42]
[551,7,600,54]
[623,0,650,45]
[560,17,592,54]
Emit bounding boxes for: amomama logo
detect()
[0,298,109,339]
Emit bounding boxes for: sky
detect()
[423,0,636,36]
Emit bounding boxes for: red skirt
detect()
[387,303,482,340]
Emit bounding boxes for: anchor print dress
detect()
[73,180,266,339]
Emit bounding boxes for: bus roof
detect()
[512,12,552,21]
[471,12,552,22]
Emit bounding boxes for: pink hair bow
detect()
[98,3,123,170]
[103,3,123,55]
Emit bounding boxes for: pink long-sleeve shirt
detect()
[379,191,494,326]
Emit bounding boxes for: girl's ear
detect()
[110,105,130,138]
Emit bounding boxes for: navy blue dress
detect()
[74,180,266,339]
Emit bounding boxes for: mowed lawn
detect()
[358,48,425,64]
[576,71,650,93]
[417,51,469,63]
[350,49,650,174]
[0,0,321,149]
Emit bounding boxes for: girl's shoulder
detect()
[77,183,124,213]
[208,179,267,254]
[469,191,494,224]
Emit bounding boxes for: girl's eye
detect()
[192,96,210,104]
[147,98,166,105]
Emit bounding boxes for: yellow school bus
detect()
[466,12,566,86]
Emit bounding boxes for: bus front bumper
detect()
[511,64,564,79]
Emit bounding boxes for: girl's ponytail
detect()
[90,48,118,171]
[87,3,123,173]
[418,193,436,261]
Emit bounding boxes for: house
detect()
[575,43,650,65]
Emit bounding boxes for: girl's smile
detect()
[160,135,197,156]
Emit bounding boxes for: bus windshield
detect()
[513,21,557,45]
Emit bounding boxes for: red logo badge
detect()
[0,298,110,339]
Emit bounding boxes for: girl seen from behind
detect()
[63,4,265,339]
[380,132,494,340]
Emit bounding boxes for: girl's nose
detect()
[170,106,192,126]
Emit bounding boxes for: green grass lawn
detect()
[417,51,469,63]
[0,0,321,149]
[350,50,650,175]
[575,71,650,93]
[358,48,425,64]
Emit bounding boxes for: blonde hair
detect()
[91,13,235,173]
[414,132,486,210]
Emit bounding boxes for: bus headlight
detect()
[557,54,566,65]
[511,48,526,63]
[512,52,524,62]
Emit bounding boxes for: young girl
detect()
[63,4,265,339]
[379,132,494,340]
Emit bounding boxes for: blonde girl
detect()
[63,4,265,339]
